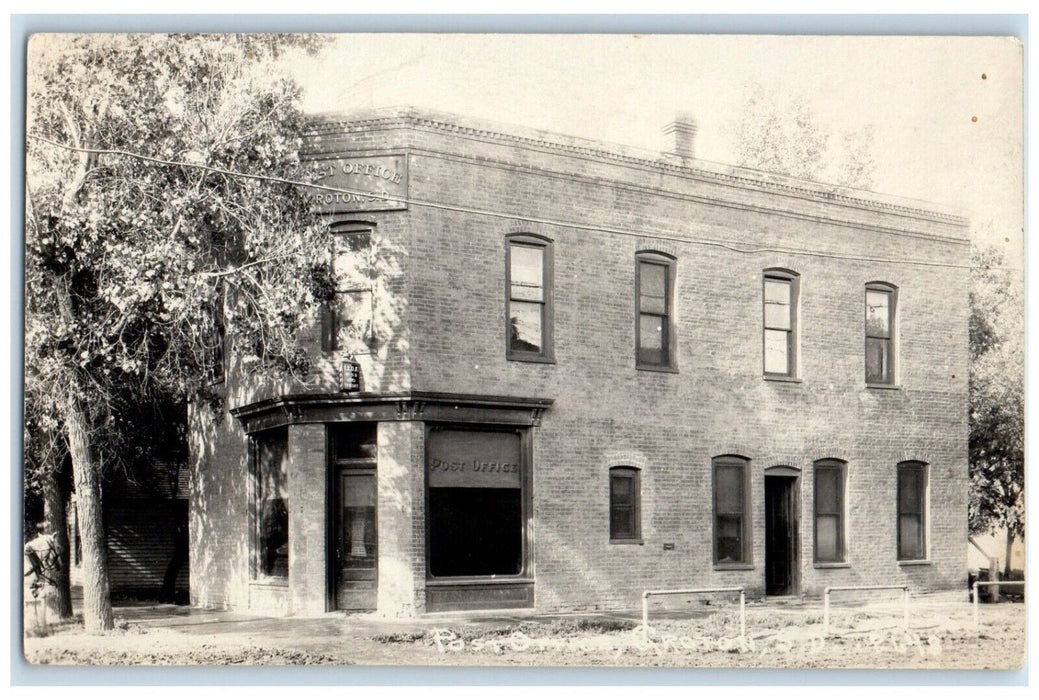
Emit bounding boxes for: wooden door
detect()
[335,469,377,610]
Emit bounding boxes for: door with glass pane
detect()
[336,468,377,610]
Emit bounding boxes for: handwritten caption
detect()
[430,627,944,659]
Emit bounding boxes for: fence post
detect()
[823,588,830,636]
[973,581,980,632]
[902,586,909,632]
[989,557,1000,603]
[642,592,649,644]
[740,589,746,640]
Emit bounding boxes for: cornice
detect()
[230,390,554,433]
[305,109,970,232]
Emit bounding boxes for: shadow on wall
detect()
[188,226,413,610]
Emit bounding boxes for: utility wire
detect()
[28,134,1010,273]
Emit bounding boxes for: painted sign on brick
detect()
[303,153,408,213]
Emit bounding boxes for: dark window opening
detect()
[254,428,289,579]
[428,488,522,577]
[713,456,750,565]
[609,467,641,541]
[814,461,846,563]
[897,461,927,561]
[426,429,526,579]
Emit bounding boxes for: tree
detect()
[732,84,876,190]
[25,34,328,632]
[968,245,1024,575]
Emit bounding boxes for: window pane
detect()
[815,468,840,513]
[335,291,373,350]
[509,301,542,353]
[639,262,667,299]
[610,472,638,540]
[764,329,790,374]
[611,508,635,539]
[638,314,665,365]
[866,337,891,383]
[764,279,791,325]
[899,466,922,513]
[715,464,744,514]
[342,473,377,568]
[611,475,633,501]
[764,279,791,330]
[256,431,289,579]
[510,245,543,301]
[866,290,890,338]
[638,260,667,315]
[816,514,840,561]
[899,515,924,559]
[334,233,371,291]
[639,291,666,315]
[716,515,743,563]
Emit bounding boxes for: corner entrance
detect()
[764,471,799,596]
[331,423,378,611]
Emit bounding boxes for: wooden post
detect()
[989,556,1000,603]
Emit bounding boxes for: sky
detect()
[289,34,1024,267]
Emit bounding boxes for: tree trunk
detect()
[1004,531,1014,578]
[42,465,73,619]
[63,393,113,632]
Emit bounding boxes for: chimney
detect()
[662,113,698,163]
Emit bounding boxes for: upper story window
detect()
[763,269,799,378]
[814,459,847,563]
[636,252,676,370]
[865,282,898,385]
[897,461,928,561]
[713,455,751,566]
[322,222,374,352]
[609,466,641,543]
[506,234,553,361]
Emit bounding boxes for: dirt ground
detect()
[22,593,1026,669]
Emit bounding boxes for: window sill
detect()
[814,562,851,569]
[898,559,933,567]
[636,364,679,374]
[507,353,556,365]
[426,576,534,586]
[610,538,644,546]
[713,563,755,571]
[250,578,289,588]
[763,374,802,384]
[865,383,902,391]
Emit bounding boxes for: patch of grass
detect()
[370,631,425,644]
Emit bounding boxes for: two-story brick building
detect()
[188,107,970,617]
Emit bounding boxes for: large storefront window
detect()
[427,428,525,578]
[253,427,289,579]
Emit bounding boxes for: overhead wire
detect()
[27,133,1011,273]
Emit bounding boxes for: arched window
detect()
[609,466,641,542]
[866,282,898,385]
[763,268,800,378]
[713,455,751,565]
[506,234,554,361]
[636,251,677,370]
[897,461,928,561]
[813,459,847,563]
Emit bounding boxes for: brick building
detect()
[189,107,970,617]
